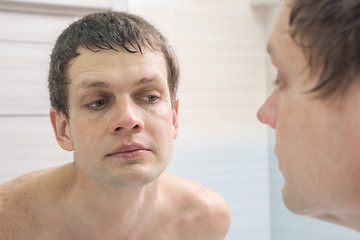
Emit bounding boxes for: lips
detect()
[274,145,282,172]
[106,142,150,160]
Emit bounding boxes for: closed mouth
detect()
[106,142,151,159]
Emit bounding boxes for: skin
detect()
[0,46,230,239]
[257,1,360,231]
[57,46,177,190]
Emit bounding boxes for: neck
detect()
[316,207,360,232]
[61,163,160,239]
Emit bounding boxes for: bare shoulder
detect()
[0,170,39,212]
[0,171,40,237]
[0,165,67,238]
[160,172,231,240]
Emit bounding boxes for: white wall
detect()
[127,1,270,239]
[0,1,124,190]
[4,1,356,240]
[0,0,270,240]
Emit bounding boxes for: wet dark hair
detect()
[289,0,360,98]
[48,11,179,119]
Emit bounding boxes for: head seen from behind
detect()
[258,0,360,231]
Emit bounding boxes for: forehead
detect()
[70,46,166,70]
[67,46,168,88]
[267,3,292,57]
[267,3,309,75]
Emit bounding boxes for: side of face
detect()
[257,2,360,219]
[50,46,179,189]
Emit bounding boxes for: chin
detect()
[108,165,165,188]
[281,185,312,216]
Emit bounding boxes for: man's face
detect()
[257,2,360,218]
[56,46,178,189]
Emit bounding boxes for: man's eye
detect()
[141,95,159,103]
[88,99,107,108]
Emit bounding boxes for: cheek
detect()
[276,99,339,180]
[148,108,176,148]
[275,99,313,170]
[276,102,305,146]
[152,113,175,139]
[70,118,105,148]
[149,103,175,126]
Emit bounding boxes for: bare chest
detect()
[0,216,194,240]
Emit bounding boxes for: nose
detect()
[108,99,145,134]
[257,89,278,129]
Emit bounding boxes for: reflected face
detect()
[63,46,178,189]
[257,2,360,218]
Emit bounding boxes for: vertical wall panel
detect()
[0,2,125,181]
[0,10,78,185]
[128,1,270,239]
[5,1,355,240]
[0,117,72,183]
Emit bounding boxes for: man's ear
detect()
[49,108,74,151]
[172,99,179,139]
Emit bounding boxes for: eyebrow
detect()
[75,80,112,92]
[75,77,158,92]
[137,77,157,85]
